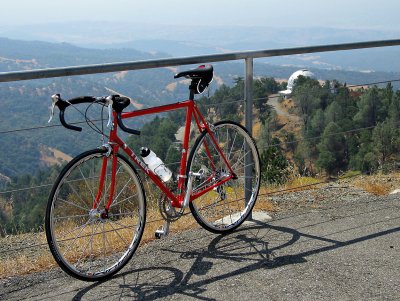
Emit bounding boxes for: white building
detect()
[279,69,315,97]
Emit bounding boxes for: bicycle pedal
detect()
[155,229,166,239]
[155,221,170,239]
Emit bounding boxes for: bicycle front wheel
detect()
[187,121,260,233]
[45,149,146,281]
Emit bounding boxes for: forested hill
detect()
[0,37,169,69]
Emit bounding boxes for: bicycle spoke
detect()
[53,213,88,221]
[227,131,238,162]
[66,181,91,210]
[57,219,91,240]
[110,178,132,208]
[75,222,100,271]
[79,166,95,201]
[60,219,93,258]
[89,222,95,272]
[108,219,137,232]
[108,220,129,246]
[111,211,138,218]
[230,150,251,170]
[102,222,107,268]
[57,197,88,212]
[110,191,137,208]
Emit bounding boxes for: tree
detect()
[291,76,326,127]
[324,101,343,125]
[309,109,325,137]
[389,92,400,126]
[372,121,400,167]
[353,87,387,127]
[260,138,289,184]
[316,122,346,175]
[253,77,280,113]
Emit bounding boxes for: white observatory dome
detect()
[287,69,315,90]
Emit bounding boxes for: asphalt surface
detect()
[1,190,399,301]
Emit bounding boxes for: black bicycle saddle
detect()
[174,65,213,80]
[174,65,213,94]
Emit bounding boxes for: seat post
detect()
[189,89,195,101]
[189,80,197,100]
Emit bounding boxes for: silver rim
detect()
[189,123,260,231]
[49,152,145,278]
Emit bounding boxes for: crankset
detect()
[158,193,184,222]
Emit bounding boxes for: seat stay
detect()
[193,105,236,177]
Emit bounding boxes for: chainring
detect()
[158,193,184,222]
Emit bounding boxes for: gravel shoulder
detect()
[1,185,399,301]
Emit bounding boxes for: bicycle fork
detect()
[91,145,118,220]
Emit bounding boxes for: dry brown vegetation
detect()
[351,174,400,196]
[39,146,72,167]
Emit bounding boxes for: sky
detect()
[0,0,399,29]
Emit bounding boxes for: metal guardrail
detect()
[1,39,400,82]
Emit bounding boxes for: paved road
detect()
[1,190,399,301]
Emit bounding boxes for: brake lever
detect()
[105,96,113,128]
[48,94,60,123]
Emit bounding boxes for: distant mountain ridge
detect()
[0,37,164,70]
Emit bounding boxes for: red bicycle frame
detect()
[93,99,235,210]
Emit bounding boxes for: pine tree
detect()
[316,122,346,175]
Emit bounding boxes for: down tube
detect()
[112,135,182,207]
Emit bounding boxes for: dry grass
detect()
[253,198,279,212]
[0,230,57,278]
[252,121,262,139]
[261,176,321,196]
[39,146,72,167]
[0,252,57,278]
[351,176,394,196]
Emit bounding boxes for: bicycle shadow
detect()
[73,203,400,300]
[73,266,184,301]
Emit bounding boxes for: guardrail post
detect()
[245,58,253,219]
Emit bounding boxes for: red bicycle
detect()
[45,65,261,281]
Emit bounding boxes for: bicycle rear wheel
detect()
[45,149,146,281]
[187,121,260,233]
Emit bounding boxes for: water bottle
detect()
[140,147,173,182]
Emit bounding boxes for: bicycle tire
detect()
[45,149,146,281]
[187,121,260,233]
